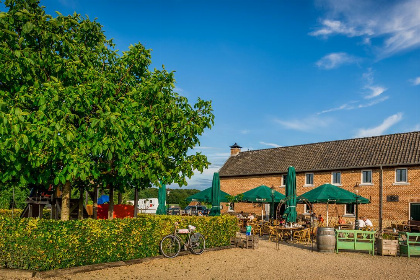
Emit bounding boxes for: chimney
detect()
[230,143,242,156]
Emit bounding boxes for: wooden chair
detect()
[293,228,310,243]
[251,223,262,236]
[269,226,278,242]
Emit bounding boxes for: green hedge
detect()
[0,209,51,219]
[0,209,23,218]
[0,215,238,271]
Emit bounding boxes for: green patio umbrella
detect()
[241,185,286,202]
[156,183,167,215]
[209,173,221,216]
[283,166,297,223]
[297,183,370,226]
[186,187,231,203]
[241,185,285,221]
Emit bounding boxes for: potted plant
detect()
[377,232,398,256]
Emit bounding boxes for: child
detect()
[246,221,252,236]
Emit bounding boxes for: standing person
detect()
[246,221,252,236]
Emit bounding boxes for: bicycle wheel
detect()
[189,233,205,255]
[160,235,181,258]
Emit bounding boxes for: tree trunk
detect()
[51,186,56,220]
[134,187,139,217]
[61,181,71,221]
[93,185,98,219]
[118,191,122,205]
[108,184,114,220]
[78,187,84,220]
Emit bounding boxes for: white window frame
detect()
[304,173,314,187]
[331,171,341,185]
[361,170,373,185]
[344,203,355,216]
[281,174,287,187]
[303,204,311,214]
[228,202,234,212]
[395,168,408,184]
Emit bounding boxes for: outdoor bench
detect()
[399,232,420,257]
[335,229,375,255]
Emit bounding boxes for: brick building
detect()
[219,131,420,228]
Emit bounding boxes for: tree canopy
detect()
[0,0,214,215]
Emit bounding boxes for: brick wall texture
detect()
[220,166,420,228]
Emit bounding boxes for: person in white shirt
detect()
[363,217,373,227]
[357,219,365,228]
[248,213,255,221]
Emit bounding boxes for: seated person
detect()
[363,217,373,227]
[357,219,366,228]
[248,213,255,221]
[198,211,203,216]
[338,215,346,225]
[237,211,245,219]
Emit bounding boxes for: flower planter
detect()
[377,238,398,256]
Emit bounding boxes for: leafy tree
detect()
[0,0,214,219]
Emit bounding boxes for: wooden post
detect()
[93,185,98,219]
[61,181,71,221]
[118,191,122,205]
[78,187,84,220]
[134,187,139,217]
[108,184,114,220]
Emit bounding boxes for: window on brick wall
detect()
[228,202,234,212]
[303,204,311,214]
[395,168,407,183]
[345,203,355,216]
[305,173,314,186]
[281,174,287,186]
[332,172,341,185]
[361,170,372,184]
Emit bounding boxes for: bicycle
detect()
[160,221,205,258]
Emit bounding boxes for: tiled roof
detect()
[219,131,420,177]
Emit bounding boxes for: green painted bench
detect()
[399,232,420,258]
[335,230,375,255]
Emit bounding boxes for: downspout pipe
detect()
[379,165,383,232]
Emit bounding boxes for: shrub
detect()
[0,208,51,219]
[0,215,237,271]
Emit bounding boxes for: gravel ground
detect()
[3,238,420,280]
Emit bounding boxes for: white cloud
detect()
[364,86,387,99]
[410,77,420,86]
[317,95,389,115]
[259,142,281,148]
[310,19,371,37]
[240,129,250,134]
[316,52,359,70]
[275,116,332,131]
[355,113,403,137]
[357,96,389,108]
[311,0,420,58]
[362,69,387,99]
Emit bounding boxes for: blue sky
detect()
[15,0,420,189]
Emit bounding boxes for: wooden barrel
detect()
[316,227,335,252]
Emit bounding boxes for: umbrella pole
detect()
[326,202,329,227]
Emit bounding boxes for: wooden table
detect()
[335,224,354,230]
